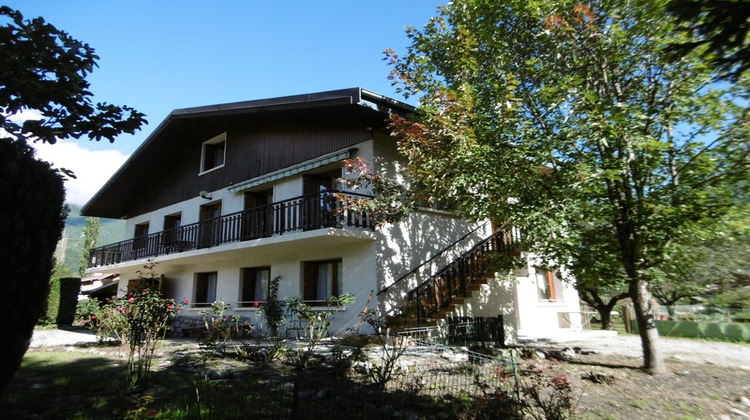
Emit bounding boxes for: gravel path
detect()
[535,332,750,369]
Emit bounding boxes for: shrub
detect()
[284,293,355,370]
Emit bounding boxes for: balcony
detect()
[88,191,374,268]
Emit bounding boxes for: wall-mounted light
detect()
[199,190,212,200]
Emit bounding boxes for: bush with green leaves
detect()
[468,360,577,420]
[284,293,355,370]
[257,275,284,337]
[94,288,186,388]
[200,299,253,356]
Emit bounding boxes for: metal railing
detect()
[88,191,374,268]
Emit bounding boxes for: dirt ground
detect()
[28,328,750,419]
[524,333,750,419]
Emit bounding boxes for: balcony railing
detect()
[88,191,374,268]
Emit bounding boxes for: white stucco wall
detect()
[513,265,583,338]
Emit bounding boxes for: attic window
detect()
[200,132,226,174]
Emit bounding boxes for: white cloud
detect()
[32,140,130,206]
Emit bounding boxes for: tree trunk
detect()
[666,305,676,319]
[630,279,666,374]
[599,309,614,330]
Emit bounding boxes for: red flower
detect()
[91,315,96,320]
[127,297,135,303]
[146,409,158,417]
[167,305,174,310]
[177,306,182,310]
[182,299,189,305]
[253,301,260,307]
[366,318,374,325]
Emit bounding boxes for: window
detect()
[535,269,562,302]
[242,190,273,239]
[199,202,222,248]
[239,267,270,307]
[303,259,342,304]
[200,132,226,173]
[162,213,182,248]
[163,213,181,231]
[134,222,149,251]
[194,272,218,307]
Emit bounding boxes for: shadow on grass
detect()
[1,350,131,419]
[1,348,486,419]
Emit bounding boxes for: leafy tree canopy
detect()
[668,0,750,81]
[0,6,146,144]
[387,0,749,373]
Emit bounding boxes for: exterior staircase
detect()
[378,227,520,327]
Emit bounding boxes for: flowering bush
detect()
[80,268,187,390]
[79,300,128,344]
[111,287,186,388]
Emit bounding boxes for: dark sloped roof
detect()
[81,88,414,219]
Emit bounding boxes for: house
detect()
[81,88,583,343]
[79,273,119,302]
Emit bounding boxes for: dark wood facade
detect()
[81,88,414,219]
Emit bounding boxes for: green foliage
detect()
[0,6,145,393]
[78,298,128,343]
[0,7,146,145]
[359,311,410,389]
[284,293,355,370]
[668,0,750,81]
[257,275,284,337]
[0,138,66,393]
[39,261,70,326]
[78,217,99,277]
[82,266,186,388]
[466,361,577,420]
[388,0,749,373]
[114,287,185,389]
[200,299,252,356]
[56,277,81,326]
[59,204,124,274]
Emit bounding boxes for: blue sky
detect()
[5,1,445,204]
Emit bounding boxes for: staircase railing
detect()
[377,223,489,297]
[406,229,519,325]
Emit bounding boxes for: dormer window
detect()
[200,132,226,174]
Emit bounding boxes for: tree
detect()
[652,203,750,315]
[562,225,629,330]
[0,7,145,144]
[0,138,66,392]
[667,0,750,81]
[79,217,100,277]
[387,0,749,373]
[0,7,146,393]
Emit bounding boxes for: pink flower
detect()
[167,305,174,310]
[177,306,182,310]
[90,315,96,320]
[128,297,135,303]
[253,301,260,307]
[182,299,189,305]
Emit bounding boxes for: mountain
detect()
[56,204,126,275]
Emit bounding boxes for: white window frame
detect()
[199,132,227,175]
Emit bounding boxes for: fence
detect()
[446,315,505,347]
[186,345,514,419]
